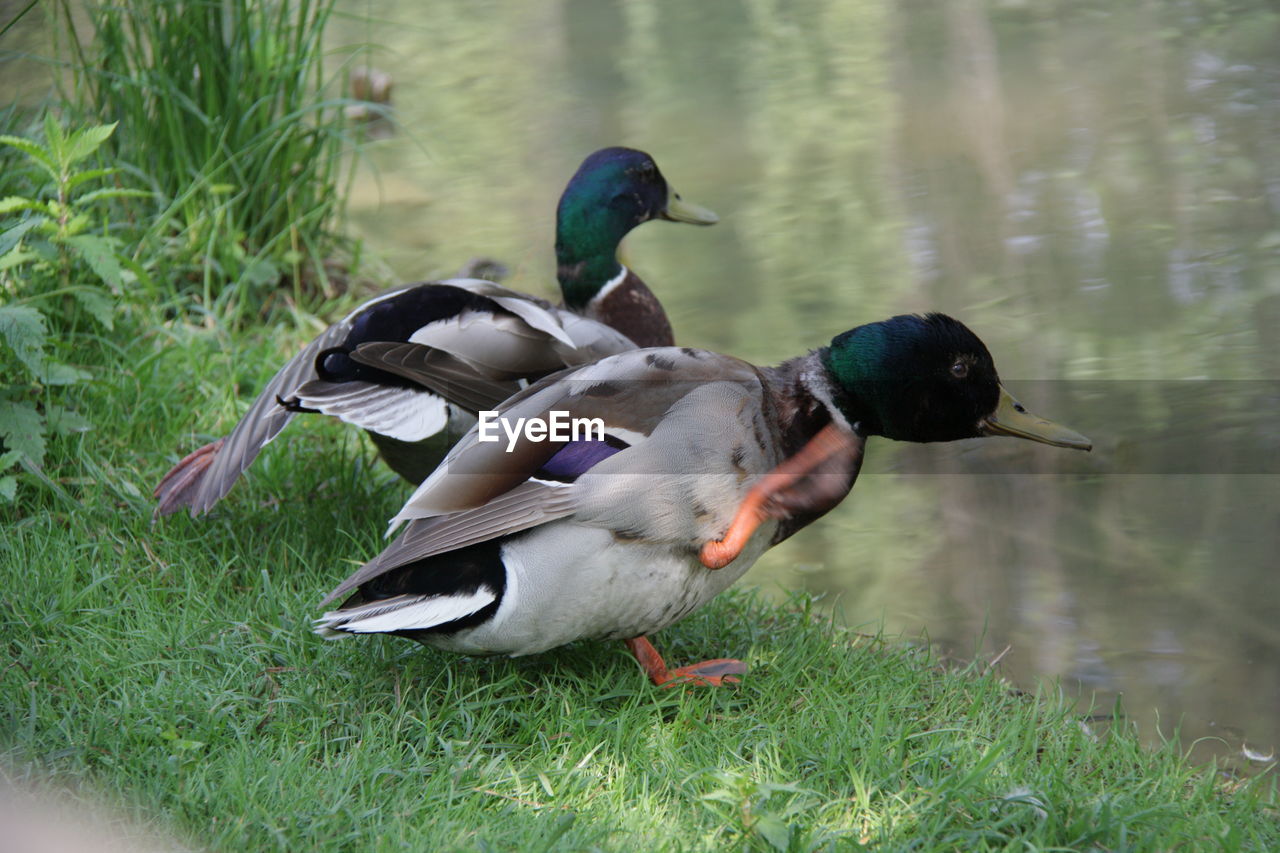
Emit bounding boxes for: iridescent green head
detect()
[820,313,1091,449]
[556,147,717,309]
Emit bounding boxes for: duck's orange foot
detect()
[153,437,224,517]
[661,658,747,688]
[624,636,746,688]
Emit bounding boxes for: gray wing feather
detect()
[408,311,577,377]
[323,349,775,604]
[348,342,525,413]
[159,280,626,517]
[393,348,762,521]
[552,312,639,362]
[174,319,354,515]
[320,479,575,604]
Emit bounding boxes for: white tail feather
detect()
[314,589,495,637]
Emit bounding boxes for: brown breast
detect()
[584,269,675,347]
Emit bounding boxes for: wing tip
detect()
[153,437,227,517]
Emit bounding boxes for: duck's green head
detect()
[556,147,718,308]
[820,313,1092,450]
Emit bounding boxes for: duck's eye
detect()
[950,361,968,379]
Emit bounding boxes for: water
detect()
[327,0,1279,772]
[7,0,1277,771]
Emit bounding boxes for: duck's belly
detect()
[423,521,773,656]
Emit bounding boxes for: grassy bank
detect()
[1,316,1277,851]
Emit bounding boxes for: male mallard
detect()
[154,148,717,516]
[316,313,1091,686]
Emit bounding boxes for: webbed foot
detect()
[624,636,746,687]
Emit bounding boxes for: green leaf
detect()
[0,246,40,272]
[0,196,43,215]
[70,287,116,330]
[26,238,60,265]
[116,253,153,291]
[62,122,117,167]
[0,399,47,465]
[61,211,91,237]
[0,474,15,502]
[0,304,92,383]
[0,216,44,257]
[65,167,120,192]
[76,187,154,205]
[0,134,58,182]
[38,361,91,386]
[753,814,792,852]
[42,113,66,164]
[45,405,93,436]
[0,304,49,376]
[64,233,126,291]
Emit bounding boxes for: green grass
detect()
[1,312,1277,851]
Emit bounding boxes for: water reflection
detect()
[325,0,1279,771]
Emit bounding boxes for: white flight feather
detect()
[292,382,449,442]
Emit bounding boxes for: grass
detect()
[1,310,1278,851]
[52,0,358,321]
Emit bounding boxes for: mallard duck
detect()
[154,147,717,516]
[315,313,1092,686]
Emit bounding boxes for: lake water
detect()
[6,0,1277,772]
[327,0,1279,773]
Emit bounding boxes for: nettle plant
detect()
[0,116,148,500]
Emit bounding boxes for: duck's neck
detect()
[761,353,845,455]
[556,250,625,311]
[555,201,630,310]
[760,352,866,544]
[766,350,892,443]
[555,204,674,347]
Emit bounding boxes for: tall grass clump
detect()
[54,0,357,322]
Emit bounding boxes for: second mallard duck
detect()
[154,147,717,516]
[316,313,1091,686]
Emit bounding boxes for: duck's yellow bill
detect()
[662,186,719,225]
[980,386,1092,451]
